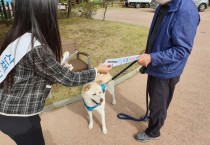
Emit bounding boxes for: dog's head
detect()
[82,80,106,106]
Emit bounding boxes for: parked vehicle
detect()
[58,3,67,10]
[150,0,209,12]
[194,0,209,12]
[124,0,152,8]
[150,0,158,9]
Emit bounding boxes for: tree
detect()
[1,0,9,26]
[67,0,72,18]
[103,3,107,21]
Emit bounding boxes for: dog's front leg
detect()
[99,110,107,134]
[87,111,93,129]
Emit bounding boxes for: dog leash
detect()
[105,60,149,122]
[117,72,149,122]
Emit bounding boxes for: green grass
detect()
[46,18,148,105]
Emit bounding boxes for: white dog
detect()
[82,73,116,134]
[61,51,116,134]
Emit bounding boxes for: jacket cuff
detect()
[150,53,158,66]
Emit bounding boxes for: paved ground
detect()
[1,8,210,145]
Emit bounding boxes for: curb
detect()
[43,67,140,112]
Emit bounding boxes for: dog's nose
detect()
[100,98,103,102]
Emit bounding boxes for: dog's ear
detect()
[84,84,91,92]
[96,80,103,85]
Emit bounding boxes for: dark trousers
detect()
[145,75,180,137]
[0,114,45,145]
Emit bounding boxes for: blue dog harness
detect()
[83,84,107,111]
[101,84,106,93]
[82,98,98,111]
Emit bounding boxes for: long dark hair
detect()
[0,0,62,88]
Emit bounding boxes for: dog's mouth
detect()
[91,98,103,106]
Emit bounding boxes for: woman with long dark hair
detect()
[0,0,111,145]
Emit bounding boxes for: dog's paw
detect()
[88,124,93,129]
[102,127,107,134]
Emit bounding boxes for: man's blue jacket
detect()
[146,0,200,79]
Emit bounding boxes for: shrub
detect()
[75,2,97,19]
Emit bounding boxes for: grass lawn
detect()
[46,18,149,105]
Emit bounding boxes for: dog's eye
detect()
[99,92,102,94]
[92,93,96,96]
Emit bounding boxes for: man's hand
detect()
[138,54,151,67]
[140,49,146,55]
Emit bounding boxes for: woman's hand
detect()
[96,65,112,74]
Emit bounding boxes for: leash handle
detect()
[117,113,149,122]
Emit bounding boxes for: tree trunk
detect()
[67,0,72,18]
[1,0,9,26]
[103,3,107,21]
[102,0,105,8]
[6,2,11,18]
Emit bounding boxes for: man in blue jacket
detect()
[136,0,200,142]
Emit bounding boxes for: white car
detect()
[150,0,158,9]
[125,0,152,8]
[58,3,67,10]
[150,0,209,12]
[194,0,209,12]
